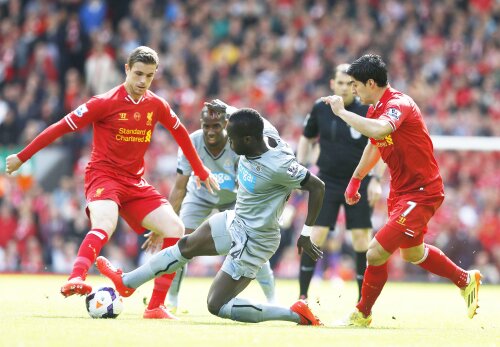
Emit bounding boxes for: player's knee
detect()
[206,297,223,316]
[400,248,424,263]
[177,235,201,259]
[169,219,185,238]
[366,248,385,266]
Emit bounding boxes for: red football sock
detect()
[69,229,109,280]
[416,244,468,288]
[147,237,180,310]
[356,263,388,317]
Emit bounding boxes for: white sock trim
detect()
[411,246,429,265]
[88,230,107,240]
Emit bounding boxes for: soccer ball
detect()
[85,286,124,319]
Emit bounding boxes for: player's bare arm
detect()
[321,95,393,139]
[353,142,381,181]
[296,173,325,261]
[345,142,381,206]
[169,173,190,215]
[296,135,317,166]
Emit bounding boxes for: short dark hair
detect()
[127,46,159,68]
[346,54,388,87]
[228,108,264,139]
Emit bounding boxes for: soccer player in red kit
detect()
[5,46,219,319]
[322,54,481,326]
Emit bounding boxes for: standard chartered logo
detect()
[115,128,152,142]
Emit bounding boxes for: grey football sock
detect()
[256,261,276,303]
[123,244,189,289]
[167,264,187,307]
[218,298,300,323]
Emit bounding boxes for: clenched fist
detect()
[5,154,23,175]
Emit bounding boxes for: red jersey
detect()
[18,84,208,181]
[368,87,443,195]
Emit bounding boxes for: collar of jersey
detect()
[120,84,148,104]
[374,85,395,110]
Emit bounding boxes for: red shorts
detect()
[84,170,168,234]
[375,191,444,254]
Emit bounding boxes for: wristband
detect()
[301,225,312,237]
[345,177,362,198]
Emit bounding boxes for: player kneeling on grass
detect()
[165,105,277,313]
[97,103,325,325]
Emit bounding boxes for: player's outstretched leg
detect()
[208,271,322,325]
[97,240,190,297]
[61,229,109,297]
[256,261,276,303]
[216,297,322,325]
[412,244,482,318]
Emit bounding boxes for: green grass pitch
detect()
[0,274,498,347]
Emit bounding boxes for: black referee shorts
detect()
[315,175,372,230]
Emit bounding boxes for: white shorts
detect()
[208,211,280,280]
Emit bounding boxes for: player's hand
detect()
[297,235,323,261]
[194,170,220,194]
[5,154,23,175]
[204,99,229,117]
[321,95,345,115]
[345,177,362,205]
[141,232,163,254]
[367,176,382,207]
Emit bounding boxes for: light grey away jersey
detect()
[177,129,239,206]
[235,119,308,236]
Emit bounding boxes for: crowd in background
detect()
[0,0,499,283]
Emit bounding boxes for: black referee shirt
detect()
[303,98,369,180]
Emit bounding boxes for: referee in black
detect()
[297,64,385,302]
